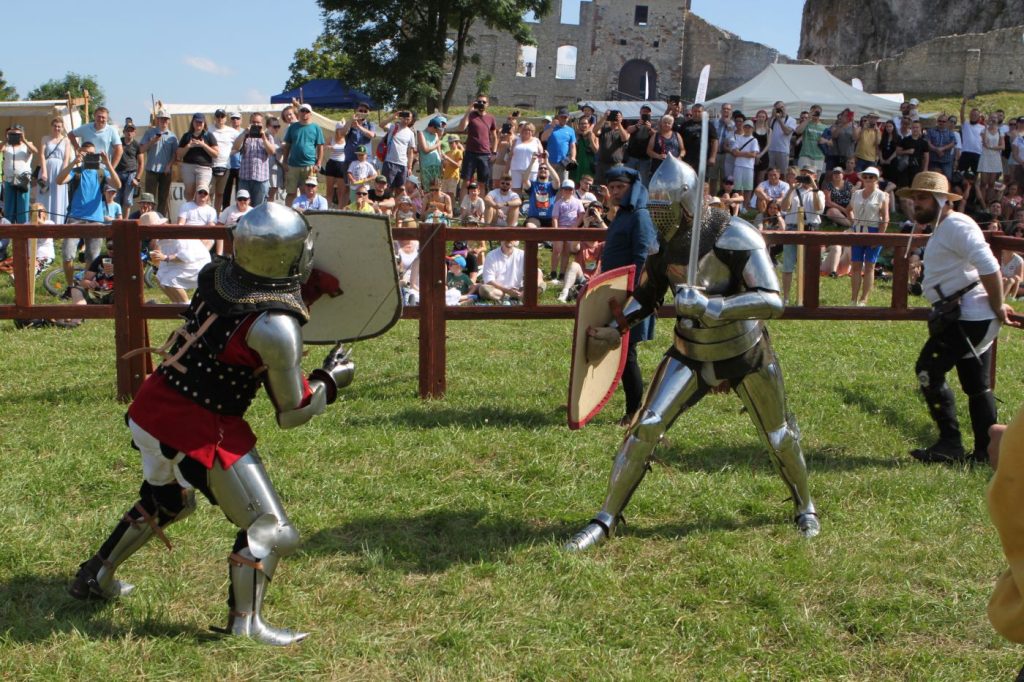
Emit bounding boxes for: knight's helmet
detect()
[647,154,727,259]
[231,203,315,287]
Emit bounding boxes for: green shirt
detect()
[284,122,325,168]
[800,121,829,160]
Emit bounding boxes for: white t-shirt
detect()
[460,195,485,219]
[922,211,999,320]
[1002,252,1023,278]
[731,134,759,169]
[219,204,251,226]
[179,202,217,226]
[36,219,55,260]
[1012,136,1024,165]
[385,126,416,166]
[209,125,241,168]
[783,187,823,226]
[487,188,518,205]
[481,246,525,288]
[348,159,376,184]
[960,121,985,155]
[751,179,790,209]
[510,137,543,172]
[768,116,798,153]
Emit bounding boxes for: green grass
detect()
[916,91,1024,119]
[1,271,1023,679]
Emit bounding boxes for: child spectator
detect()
[556,240,603,303]
[346,146,376,203]
[347,187,376,214]
[459,182,485,224]
[445,255,477,304]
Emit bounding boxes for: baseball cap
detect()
[449,255,466,267]
[356,145,368,154]
[236,189,250,199]
[909,98,920,106]
[832,166,844,173]
[428,116,447,128]
[103,185,117,193]
[195,184,210,194]
[561,179,575,189]
[556,107,570,117]
[155,108,170,119]
[723,176,735,184]
[467,182,478,189]
[542,115,552,123]
[374,175,388,183]
[192,113,205,122]
[298,103,313,113]
[214,109,227,117]
[742,119,754,128]
[138,192,156,204]
[304,175,319,185]
[229,112,242,119]
[124,123,136,131]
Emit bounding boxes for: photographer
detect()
[852,112,883,172]
[231,112,276,206]
[175,113,218,202]
[766,101,797,173]
[625,104,655,185]
[540,107,577,183]
[139,108,177,217]
[341,102,377,177]
[2,124,36,228]
[779,165,824,304]
[456,93,497,193]
[55,142,121,294]
[594,109,629,185]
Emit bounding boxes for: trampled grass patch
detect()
[1,274,1023,679]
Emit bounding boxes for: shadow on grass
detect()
[835,384,933,444]
[653,440,902,473]
[302,508,572,573]
[0,574,214,644]
[346,404,565,429]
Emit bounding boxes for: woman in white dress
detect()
[38,118,70,225]
[979,114,1005,201]
[149,187,214,303]
[509,123,543,191]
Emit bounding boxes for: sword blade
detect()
[695,65,710,105]
[686,110,709,287]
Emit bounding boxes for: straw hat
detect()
[895,171,962,201]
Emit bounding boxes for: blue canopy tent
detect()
[271,79,377,110]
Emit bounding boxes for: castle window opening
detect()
[635,5,649,26]
[516,45,538,78]
[561,0,586,25]
[556,45,578,80]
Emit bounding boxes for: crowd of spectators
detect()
[4,93,1024,312]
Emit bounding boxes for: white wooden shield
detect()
[301,210,403,344]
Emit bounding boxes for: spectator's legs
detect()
[117,171,137,215]
[768,152,789,176]
[239,179,269,207]
[179,163,199,203]
[557,262,584,301]
[222,169,239,211]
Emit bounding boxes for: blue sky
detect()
[2,1,803,122]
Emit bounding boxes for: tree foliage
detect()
[0,70,18,102]
[284,34,353,92]
[301,0,552,112]
[27,72,105,110]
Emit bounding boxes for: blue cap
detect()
[450,255,466,267]
[192,113,205,122]
[429,116,447,128]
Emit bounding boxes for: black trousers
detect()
[915,318,997,454]
[622,333,643,417]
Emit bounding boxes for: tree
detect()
[303,0,552,112]
[27,72,105,110]
[0,70,17,102]
[284,34,353,92]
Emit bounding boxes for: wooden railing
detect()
[2,220,1020,401]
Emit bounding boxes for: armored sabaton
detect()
[69,204,355,645]
[566,157,819,551]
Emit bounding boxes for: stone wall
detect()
[826,25,1024,98]
[800,0,1024,66]
[681,12,799,99]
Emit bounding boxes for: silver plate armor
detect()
[232,203,315,285]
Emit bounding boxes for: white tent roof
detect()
[0,100,82,145]
[154,103,339,136]
[575,101,668,119]
[704,64,902,120]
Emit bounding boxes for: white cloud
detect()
[182,56,233,76]
[245,88,269,103]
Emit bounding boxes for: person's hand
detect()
[102,262,114,276]
[148,249,164,265]
[131,177,140,187]
[82,278,97,290]
[674,285,709,318]
[585,325,622,363]
[989,423,1007,469]
[997,303,1020,327]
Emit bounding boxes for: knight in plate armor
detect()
[566,157,819,551]
[68,203,354,645]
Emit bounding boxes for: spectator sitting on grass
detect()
[219,189,252,226]
[477,240,545,303]
[368,175,396,213]
[484,175,522,226]
[556,239,603,303]
[127,192,159,220]
[550,179,586,283]
[422,179,453,222]
[61,238,118,328]
[102,185,122,222]
[347,187,376,214]
[393,187,419,227]
[459,182,485,224]
[396,239,419,304]
[446,255,477,304]
[292,176,329,213]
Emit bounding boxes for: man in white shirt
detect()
[209,109,242,209]
[484,175,523,226]
[382,111,416,189]
[898,172,1018,464]
[292,176,329,212]
[219,188,252,226]
[477,240,532,302]
[752,167,790,213]
[957,101,986,174]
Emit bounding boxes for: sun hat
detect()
[859,166,881,178]
[896,171,963,202]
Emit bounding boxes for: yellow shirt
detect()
[855,126,880,162]
[346,202,376,214]
[443,148,463,181]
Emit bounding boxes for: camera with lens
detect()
[83,152,102,169]
[511,110,520,117]
[6,131,22,145]
[473,100,486,110]
[797,174,812,184]
[249,124,262,138]
[641,113,651,122]
[500,122,512,135]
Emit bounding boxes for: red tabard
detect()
[128,313,312,469]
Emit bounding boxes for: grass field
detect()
[2,272,1024,680]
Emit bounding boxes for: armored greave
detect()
[208,451,307,646]
[566,356,707,551]
[733,357,819,536]
[69,483,196,600]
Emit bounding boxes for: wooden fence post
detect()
[113,220,148,401]
[418,222,448,398]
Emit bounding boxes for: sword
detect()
[686,65,711,287]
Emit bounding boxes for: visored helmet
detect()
[231,203,314,284]
[647,155,700,242]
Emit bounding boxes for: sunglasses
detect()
[356,192,369,196]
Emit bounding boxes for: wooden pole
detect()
[417,222,447,398]
[796,207,805,306]
[113,220,148,401]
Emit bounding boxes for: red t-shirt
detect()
[464,111,496,154]
[129,313,312,470]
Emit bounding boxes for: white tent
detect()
[0,100,82,147]
[704,64,902,120]
[153,103,339,138]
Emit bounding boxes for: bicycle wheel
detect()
[144,264,159,289]
[43,266,83,297]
